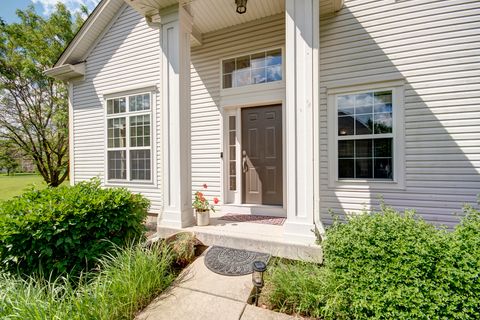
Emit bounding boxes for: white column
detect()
[284,0,319,243]
[159,6,195,228]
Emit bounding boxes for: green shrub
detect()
[322,207,449,319]
[435,205,480,319]
[0,243,176,320]
[266,204,480,320]
[0,179,149,277]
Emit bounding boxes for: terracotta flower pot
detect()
[195,209,210,226]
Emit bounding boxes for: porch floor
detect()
[155,212,323,262]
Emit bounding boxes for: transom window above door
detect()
[222,49,282,89]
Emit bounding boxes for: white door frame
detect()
[220,84,286,217]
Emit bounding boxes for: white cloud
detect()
[31,0,100,16]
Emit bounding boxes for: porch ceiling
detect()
[189,0,284,34]
[126,0,343,34]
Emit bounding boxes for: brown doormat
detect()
[218,213,286,225]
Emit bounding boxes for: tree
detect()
[0,140,19,175]
[0,4,85,186]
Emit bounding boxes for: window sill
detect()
[104,180,157,188]
[329,179,405,191]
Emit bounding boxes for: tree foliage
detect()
[0,139,20,175]
[0,5,84,186]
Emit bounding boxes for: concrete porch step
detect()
[155,216,323,262]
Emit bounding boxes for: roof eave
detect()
[45,62,86,81]
[127,0,180,18]
[54,0,110,68]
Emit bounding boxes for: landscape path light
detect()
[252,260,267,306]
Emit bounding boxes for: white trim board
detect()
[68,82,75,186]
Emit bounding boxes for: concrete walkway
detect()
[136,250,301,320]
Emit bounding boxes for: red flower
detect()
[203,183,208,189]
[197,192,203,198]
[213,197,219,205]
[200,196,206,202]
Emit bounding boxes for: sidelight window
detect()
[228,116,237,191]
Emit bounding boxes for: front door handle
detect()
[242,150,248,173]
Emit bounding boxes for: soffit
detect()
[128,0,343,34]
[126,0,179,17]
[189,0,284,34]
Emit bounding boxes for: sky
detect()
[0,0,100,23]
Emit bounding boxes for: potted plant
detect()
[192,184,219,226]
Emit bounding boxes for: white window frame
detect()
[327,81,405,190]
[104,88,156,185]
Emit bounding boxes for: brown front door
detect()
[242,105,283,205]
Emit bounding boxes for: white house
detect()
[47,0,480,247]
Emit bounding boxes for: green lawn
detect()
[0,174,52,201]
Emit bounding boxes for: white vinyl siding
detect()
[71,4,163,212]
[68,0,480,228]
[190,14,285,201]
[319,0,480,228]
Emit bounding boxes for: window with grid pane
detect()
[222,49,282,89]
[337,90,393,180]
[106,92,152,182]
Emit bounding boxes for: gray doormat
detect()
[204,246,270,276]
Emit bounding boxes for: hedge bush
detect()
[323,206,450,319]
[435,205,480,319]
[266,203,480,319]
[0,179,149,277]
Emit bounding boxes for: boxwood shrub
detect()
[435,205,480,319]
[322,206,450,319]
[266,203,480,320]
[0,179,149,277]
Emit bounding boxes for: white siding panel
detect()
[319,0,480,228]
[72,5,163,213]
[190,14,285,199]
